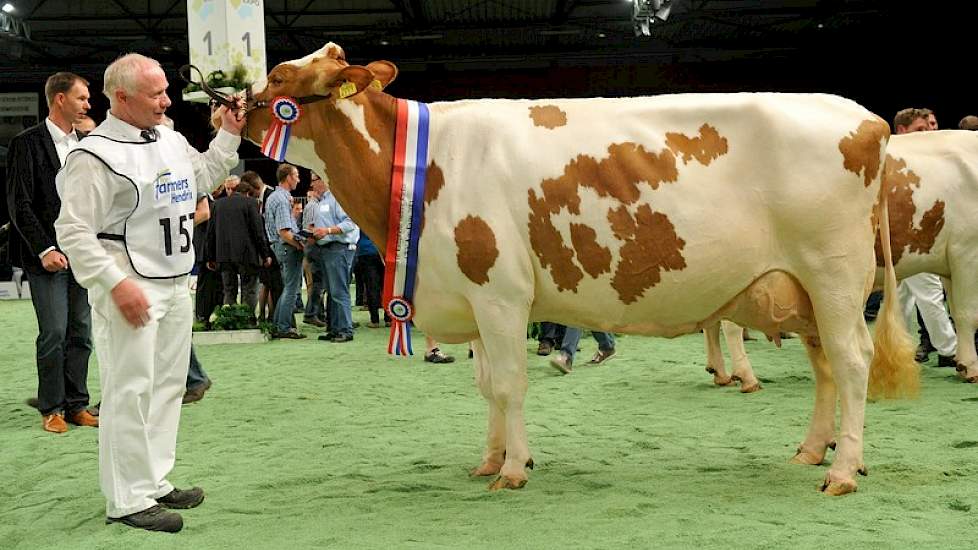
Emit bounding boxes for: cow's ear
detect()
[366,61,398,91]
[315,65,374,99]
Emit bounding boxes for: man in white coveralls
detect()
[54,53,245,533]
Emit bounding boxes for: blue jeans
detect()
[318,243,355,337]
[27,269,93,415]
[272,242,304,333]
[187,345,209,390]
[304,245,327,320]
[560,327,615,362]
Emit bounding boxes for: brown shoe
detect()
[68,409,99,427]
[43,413,69,433]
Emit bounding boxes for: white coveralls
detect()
[54,112,239,517]
[898,273,957,357]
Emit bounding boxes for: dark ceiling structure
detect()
[1,0,902,84]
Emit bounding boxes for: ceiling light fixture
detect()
[2,3,15,14]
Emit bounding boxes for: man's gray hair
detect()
[103,53,161,100]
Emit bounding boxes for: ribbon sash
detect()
[383,99,430,356]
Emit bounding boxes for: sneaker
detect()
[157,487,205,509]
[425,348,455,363]
[106,505,183,533]
[536,340,554,356]
[588,348,616,365]
[330,334,354,343]
[366,322,382,329]
[303,317,327,328]
[914,346,930,363]
[549,352,572,374]
[937,354,957,368]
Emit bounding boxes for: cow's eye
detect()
[270,76,284,86]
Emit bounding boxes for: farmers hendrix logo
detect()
[153,170,193,204]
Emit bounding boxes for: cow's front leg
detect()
[704,322,732,386]
[471,305,532,491]
[470,338,506,477]
[947,279,978,383]
[721,320,761,392]
[790,336,837,466]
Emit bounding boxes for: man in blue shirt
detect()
[264,163,306,339]
[305,172,359,342]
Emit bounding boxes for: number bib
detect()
[72,130,198,279]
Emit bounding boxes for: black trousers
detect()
[195,262,224,322]
[358,253,388,324]
[27,268,92,415]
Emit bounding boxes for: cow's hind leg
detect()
[946,277,978,383]
[807,294,874,496]
[471,305,533,490]
[470,338,506,477]
[790,336,837,466]
[704,322,733,386]
[721,320,761,393]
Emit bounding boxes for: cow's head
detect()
[213,42,398,155]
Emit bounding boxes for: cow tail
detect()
[867,182,920,400]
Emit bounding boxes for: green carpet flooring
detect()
[2,299,977,549]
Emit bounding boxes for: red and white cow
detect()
[224,43,917,495]
[705,130,978,390]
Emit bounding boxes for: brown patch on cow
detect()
[425,161,445,205]
[665,124,729,166]
[611,204,687,304]
[454,216,498,285]
[569,223,612,278]
[527,129,729,295]
[839,118,890,187]
[528,190,584,291]
[529,105,567,129]
[881,154,946,265]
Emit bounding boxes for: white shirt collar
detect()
[45,117,76,144]
[102,111,160,142]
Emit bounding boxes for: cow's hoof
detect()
[961,373,978,384]
[470,462,503,477]
[488,474,528,491]
[819,478,857,496]
[790,450,824,466]
[713,375,733,386]
[739,381,762,393]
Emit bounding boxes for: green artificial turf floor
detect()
[2,298,977,549]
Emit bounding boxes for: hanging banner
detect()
[186,0,267,99]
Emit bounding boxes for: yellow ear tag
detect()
[369,79,384,91]
[338,81,357,99]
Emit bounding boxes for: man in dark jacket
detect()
[6,72,98,433]
[206,172,272,316]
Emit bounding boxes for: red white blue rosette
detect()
[260,96,302,161]
[271,96,301,124]
[386,296,415,355]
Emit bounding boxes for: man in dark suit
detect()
[205,173,273,316]
[6,72,98,433]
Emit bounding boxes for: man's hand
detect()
[41,250,69,272]
[217,96,246,135]
[312,227,329,239]
[206,261,217,271]
[110,278,151,328]
[263,257,272,268]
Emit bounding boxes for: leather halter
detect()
[178,64,331,115]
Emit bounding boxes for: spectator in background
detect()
[206,174,272,316]
[354,233,388,328]
[892,108,957,368]
[7,71,97,433]
[959,115,978,130]
[305,172,359,343]
[265,163,306,339]
[75,115,97,133]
